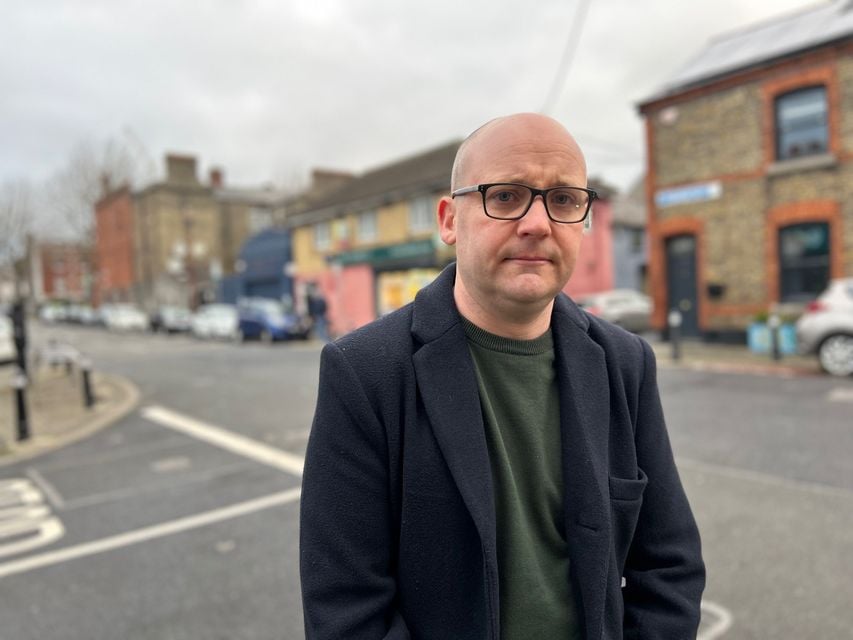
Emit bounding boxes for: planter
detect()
[747,322,797,355]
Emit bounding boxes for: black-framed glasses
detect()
[451,183,597,224]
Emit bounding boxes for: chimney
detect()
[100,172,112,197]
[165,154,199,185]
[311,168,353,192]
[209,168,224,188]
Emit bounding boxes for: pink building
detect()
[562,190,615,299]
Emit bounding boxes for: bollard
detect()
[80,357,95,409]
[768,313,782,361]
[11,367,30,441]
[668,309,683,362]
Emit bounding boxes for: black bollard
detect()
[12,368,30,441]
[80,358,95,408]
[668,309,683,362]
[768,313,782,361]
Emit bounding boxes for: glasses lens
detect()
[483,184,531,219]
[546,188,589,222]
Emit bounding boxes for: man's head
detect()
[438,113,589,336]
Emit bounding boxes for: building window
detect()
[314,222,330,251]
[779,222,830,302]
[775,86,828,161]
[358,211,378,242]
[409,196,434,233]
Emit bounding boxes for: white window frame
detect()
[314,222,331,251]
[409,196,434,233]
[358,211,378,242]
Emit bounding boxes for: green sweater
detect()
[463,318,580,640]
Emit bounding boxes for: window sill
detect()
[767,153,837,177]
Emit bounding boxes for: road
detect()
[0,323,851,639]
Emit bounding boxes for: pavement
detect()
[0,335,826,466]
[0,361,139,466]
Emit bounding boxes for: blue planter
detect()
[747,322,797,355]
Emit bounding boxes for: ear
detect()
[437,196,457,246]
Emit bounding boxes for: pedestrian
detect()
[300,113,705,639]
[307,288,329,342]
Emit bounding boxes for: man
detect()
[300,113,705,639]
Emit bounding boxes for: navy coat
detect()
[300,264,705,639]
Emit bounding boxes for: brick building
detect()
[638,0,853,338]
[94,185,135,303]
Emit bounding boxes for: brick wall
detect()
[642,43,853,333]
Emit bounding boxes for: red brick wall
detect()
[95,187,135,303]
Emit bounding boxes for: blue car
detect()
[236,298,310,343]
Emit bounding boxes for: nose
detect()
[516,194,552,236]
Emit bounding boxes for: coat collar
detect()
[411,263,610,639]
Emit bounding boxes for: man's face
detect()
[439,115,588,321]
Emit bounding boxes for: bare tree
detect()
[45,130,156,299]
[0,179,33,264]
[49,130,154,242]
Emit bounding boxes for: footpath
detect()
[0,335,825,466]
[0,361,139,466]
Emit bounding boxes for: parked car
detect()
[191,304,239,340]
[795,278,853,377]
[576,289,653,333]
[237,298,310,343]
[0,316,15,365]
[104,304,149,332]
[150,306,193,334]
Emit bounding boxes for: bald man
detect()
[300,114,705,639]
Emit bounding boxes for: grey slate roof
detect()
[644,0,853,102]
[286,140,461,226]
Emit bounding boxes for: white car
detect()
[796,278,853,377]
[191,304,239,340]
[104,304,149,332]
[577,289,653,333]
[0,316,15,365]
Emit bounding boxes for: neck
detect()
[453,283,553,340]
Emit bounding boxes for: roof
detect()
[611,178,646,228]
[287,140,461,226]
[643,0,853,103]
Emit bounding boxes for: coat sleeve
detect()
[300,342,411,639]
[622,339,706,639]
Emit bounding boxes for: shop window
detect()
[409,197,434,233]
[775,86,828,161]
[358,211,378,242]
[778,222,830,302]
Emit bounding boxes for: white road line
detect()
[0,487,301,579]
[698,600,734,640]
[827,386,853,403]
[26,467,66,509]
[142,405,304,477]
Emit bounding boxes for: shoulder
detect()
[321,303,417,384]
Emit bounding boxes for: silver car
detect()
[577,289,653,333]
[795,278,853,377]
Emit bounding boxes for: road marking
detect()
[142,405,304,477]
[26,467,66,509]
[150,456,192,473]
[0,479,65,560]
[827,386,853,402]
[0,487,301,579]
[698,600,733,640]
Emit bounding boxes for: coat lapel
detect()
[410,266,496,555]
[552,295,611,640]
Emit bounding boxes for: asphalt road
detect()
[0,323,850,639]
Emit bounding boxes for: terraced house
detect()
[638,0,853,339]
[287,140,616,337]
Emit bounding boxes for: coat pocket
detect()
[609,468,648,573]
[608,467,648,501]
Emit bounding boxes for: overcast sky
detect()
[1,0,822,201]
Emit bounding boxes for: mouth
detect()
[506,255,551,264]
